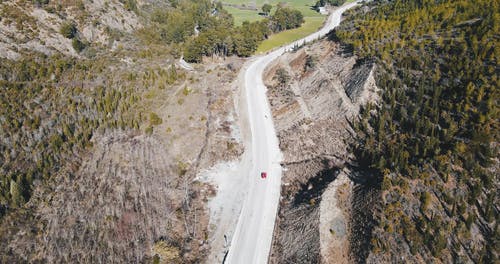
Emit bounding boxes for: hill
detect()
[334,0,499,262]
[0,0,246,262]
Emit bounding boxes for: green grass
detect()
[223,0,328,51]
[224,0,323,25]
[225,6,263,26]
[256,16,324,53]
[223,0,321,17]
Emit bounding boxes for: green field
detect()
[256,16,324,53]
[223,0,322,17]
[222,0,326,51]
[223,0,324,25]
[224,6,264,26]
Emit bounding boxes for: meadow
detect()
[224,0,323,24]
[256,16,324,53]
[222,0,326,51]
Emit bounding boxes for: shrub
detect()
[149,112,162,126]
[304,55,317,71]
[33,0,49,7]
[274,68,290,87]
[420,192,431,211]
[72,38,86,52]
[262,4,272,16]
[182,86,191,96]
[60,22,77,39]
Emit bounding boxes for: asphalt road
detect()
[225,2,360,263]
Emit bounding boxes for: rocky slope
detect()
[265,38,378,263]
[0,0,141,59]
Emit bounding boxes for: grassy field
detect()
[225,6,264,25]
[224,0,323,25]
[222,0,327,52]
[223,0,322,17]
[256,16,324,53]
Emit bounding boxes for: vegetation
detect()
[72,38,87,52]
[119,0,138,13]
[223,0,323,17]
[149,1,306,62]
[221,0,325,50]
[33,0,50,7]
[60,21,77,39]
[0,53,144,217]
[335,0,499,262]
[304,54,317,71]
[223,6,263,26]
[257,17,324,53]
[314,0,346,9]
[270,6,304,32]
[149,112,163,126]
[262,3,272,16]
[223,0,325,50]
[274,68,291,87]
[0,0,211,262]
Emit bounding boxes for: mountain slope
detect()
[0,0,141,59]
[334,0,499,262]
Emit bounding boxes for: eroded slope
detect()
[265,38,377,263]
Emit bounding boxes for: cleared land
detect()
[225,6,264,25]
[256,17,324,53]
[223,0,321,17]
[223,0,327,51]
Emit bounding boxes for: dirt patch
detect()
[320,170,351,264]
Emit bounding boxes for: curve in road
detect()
[226,2,361,263]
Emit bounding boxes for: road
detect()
[225,2,360,263]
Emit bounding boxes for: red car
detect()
[261,172,267,179]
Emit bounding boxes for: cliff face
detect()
[264,38,378,263]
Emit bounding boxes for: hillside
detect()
[0,0,246,262]
[334,0,499,262]
[263,36,377,263]
[1,0,498,263]
[0,0,141,59]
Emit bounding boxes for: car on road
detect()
[261,172,267,179]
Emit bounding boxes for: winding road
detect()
[226,2,360,263]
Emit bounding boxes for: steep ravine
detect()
[265,38,379,263]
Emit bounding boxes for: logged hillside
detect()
[264,38,378,263]
[334,0,499,262]
[0,0,246,262]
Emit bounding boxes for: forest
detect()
[335,0,498,262]
[315,0,346,8]
[0,54,140,217]
[139,0,304,62]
